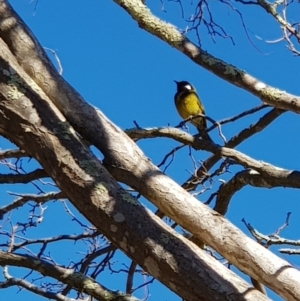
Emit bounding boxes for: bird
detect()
[174,80,212,141]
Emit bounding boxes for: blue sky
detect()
[1,0,300,300]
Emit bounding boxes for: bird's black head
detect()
[174,80,194,92]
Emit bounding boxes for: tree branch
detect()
[0,191,65,220]
[0,168,48,184]
[0,148,27,159]
[0,252,139,301]
[126,126,297,182]
[214,169,300,215]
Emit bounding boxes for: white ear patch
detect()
[184,84,192,90]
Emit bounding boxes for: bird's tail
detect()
[196,119,213,143]
[198,128,213,142]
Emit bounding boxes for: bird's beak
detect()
[174,80,178,84]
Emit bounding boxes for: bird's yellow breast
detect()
[175,92,204,120]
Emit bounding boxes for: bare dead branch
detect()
[44,47,63,75]
[214,169,300,215]
[209,104,269,129]
[62,201,96,230]
[188,0,235,45]
[3,231,99,252]
[1,273,79,301]
[157,144,185,171]
[61,245,115,297]
[0,251,141,301]
[280,248,300,255]
[0,168,48,184]
[273,212,291,236]
[126,261,137,294]
[236,0,300,54]
[242,216,300,247]
[131,276,155,294]
[79,245,116,274]
[0,191,65,220]
[256,0,300,42]
[0,149,27,159]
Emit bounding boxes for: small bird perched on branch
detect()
[174,80,212,142]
